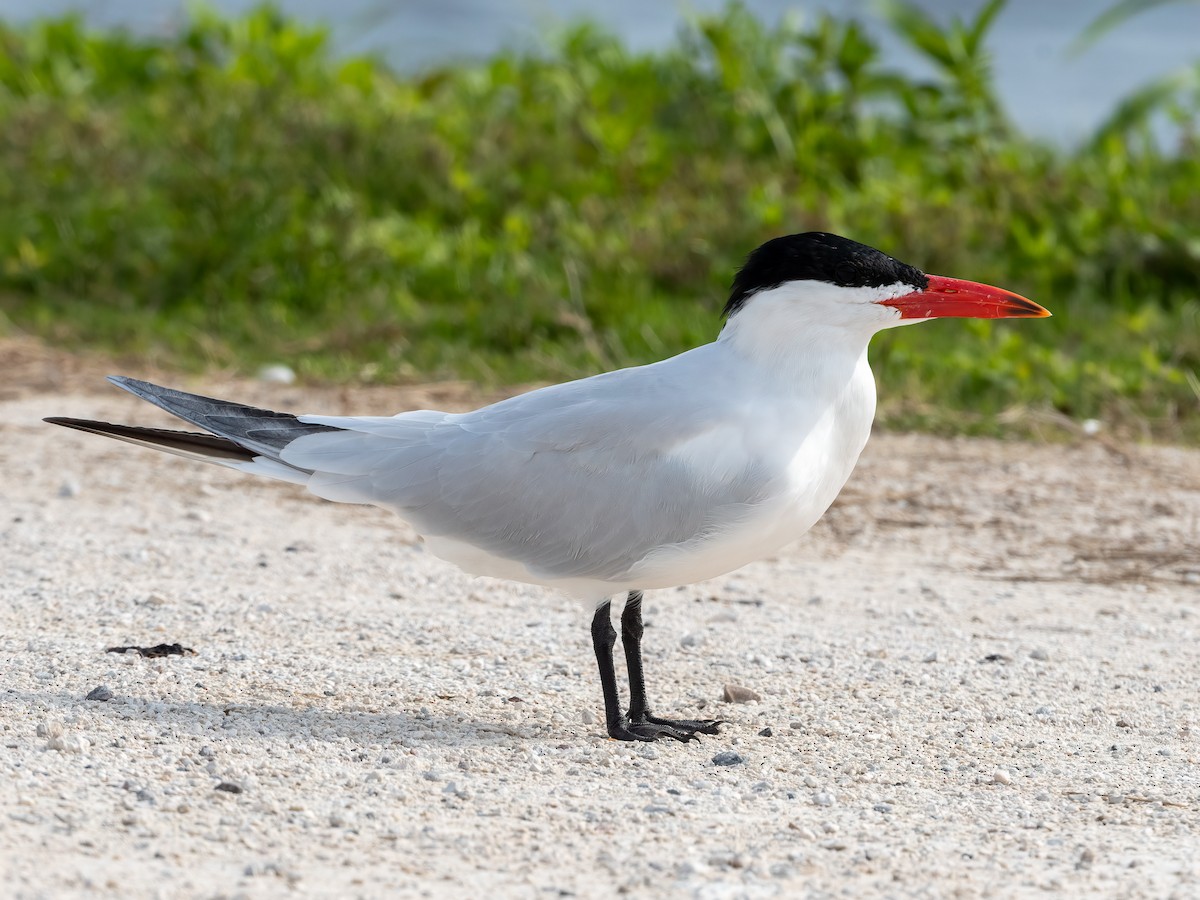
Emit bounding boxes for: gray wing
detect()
[282,355,779,581]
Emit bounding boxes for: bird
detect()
[45,232,1051,743]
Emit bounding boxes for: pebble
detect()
[711,751,745,767]
[257,364,296,385]
[758,727,773,737]
[85,686,113,702]
[923,651,938,663]
[215,781,243,794]
[580,709,596,725]
[49,734,90,754]
[722,684,762,703]
[57,479,81,498]
[1030,648,1050,661]
[993,769,1013,785]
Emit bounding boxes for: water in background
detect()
[1,0,1196,143]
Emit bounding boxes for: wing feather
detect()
[283,350,778,581]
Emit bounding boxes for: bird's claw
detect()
[607,715,723,743]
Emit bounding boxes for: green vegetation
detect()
[0,3,1197,439]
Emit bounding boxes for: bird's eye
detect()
[834,262,860,285]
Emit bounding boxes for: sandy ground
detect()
[2,352,1200,899]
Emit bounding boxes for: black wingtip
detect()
[43,415,255,461]
[44,416,85,429]
[106,374,158,398]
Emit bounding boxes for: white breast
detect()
[620,350,877,590]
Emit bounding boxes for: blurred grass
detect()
[0,2,1197,440]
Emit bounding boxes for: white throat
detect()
[716,279,912,378]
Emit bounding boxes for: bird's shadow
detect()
[17,689,553,748]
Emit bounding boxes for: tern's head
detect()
[722,232,1049,340]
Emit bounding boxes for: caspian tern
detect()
[46,232,1050,742]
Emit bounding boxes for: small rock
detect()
[581,709,596,726]
[922,651,938,663]
[993,769,1013,785]
[36,721,62,739]
[711,751,745,767]
[1116,718,1132,729]
[214,781,243,794]
[58,480,81,498]
[812,791,835,807]
[257,364,296,385]
[1030,648,1050,661]
[51,734,89,754]
[1081,419,1102,436]
[723,684,762,703]
[85,686,113,702]
[758,727,773,737]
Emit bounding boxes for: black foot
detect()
[606,715,723,742]
[643,714,722,736]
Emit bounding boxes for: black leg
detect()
[620,591,722,740]
[590,600,626,739]
[620,591,650,720]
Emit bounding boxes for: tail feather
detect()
[105,376,339,459]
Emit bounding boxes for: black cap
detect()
[725,232,928,317]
